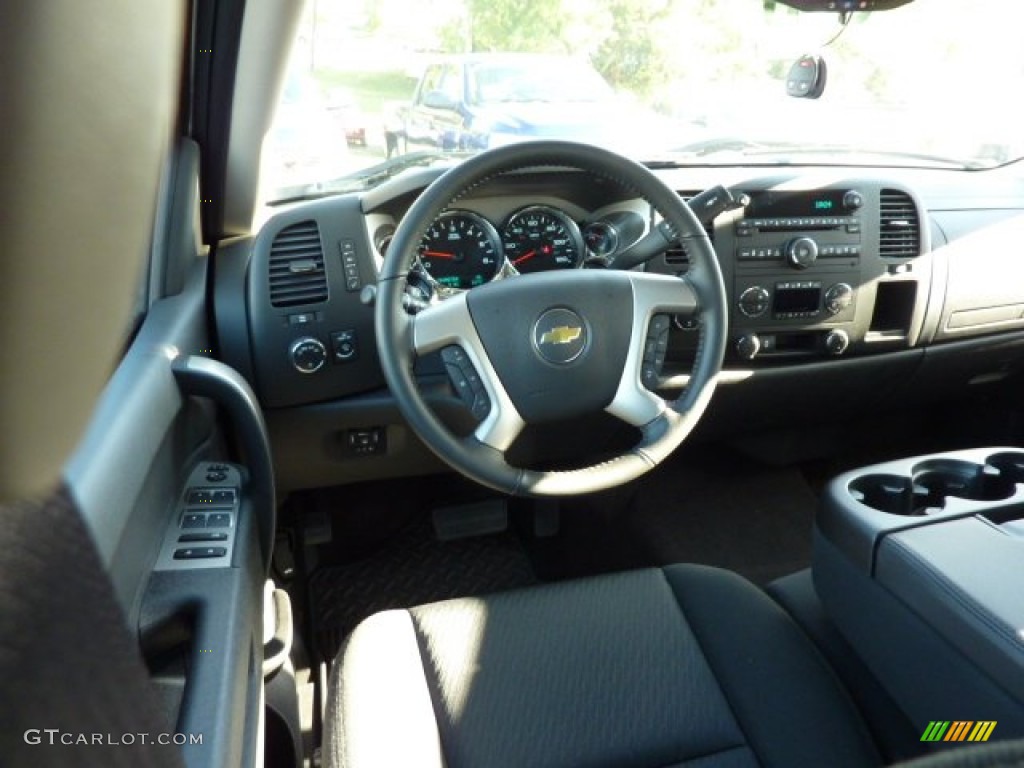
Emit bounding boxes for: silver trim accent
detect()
[605,273,698,428]
[289,336,326,374]
[412,294,525,452]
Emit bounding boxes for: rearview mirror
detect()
[772,0,912,10]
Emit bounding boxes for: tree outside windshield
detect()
[261,0,1024,200]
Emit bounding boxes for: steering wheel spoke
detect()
[606,272,698,428]
[412,296,525,452]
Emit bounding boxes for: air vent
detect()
[879,189,921,259]
[665,191,716,270]
[268,220,328,307]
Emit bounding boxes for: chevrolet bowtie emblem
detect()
[539,325,583,346]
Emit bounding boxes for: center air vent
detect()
[665,191,716,270]
[268,220,328,307]
[879,189,921,259]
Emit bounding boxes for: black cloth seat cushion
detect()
[325,564,881,768]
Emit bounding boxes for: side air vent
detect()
[268,220,328,307]
[879,189,921,259]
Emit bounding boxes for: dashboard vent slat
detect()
[268,220,328,307]
[665,191,716,270]
[879,190,921,259]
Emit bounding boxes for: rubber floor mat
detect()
[624,449,817,585]
[310,515,536,660]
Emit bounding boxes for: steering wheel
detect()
[376,141,727,496]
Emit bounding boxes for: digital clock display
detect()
[746,190,847,218]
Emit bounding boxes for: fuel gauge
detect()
[582,221,620,258]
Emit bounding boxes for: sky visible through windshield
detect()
[261,0,1024,200]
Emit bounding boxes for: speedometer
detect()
[417,211,503,290]
[502,206,583,274]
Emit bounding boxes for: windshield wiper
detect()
[268,150,474,204]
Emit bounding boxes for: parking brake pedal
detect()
[432,499,508,541]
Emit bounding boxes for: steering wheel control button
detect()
[641,313,671,390]
[532,308,588,365]
[290,336,327,373]
[331,329,358,363]
[181,513,207,529]
[173,546,228,560]
[442,346,491,421]
[738,286,770,318]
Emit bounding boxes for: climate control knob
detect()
[786,237,819,270]
[290,336,327,374]
[736,333,761,361]
[824,283,854,315]
[825,329,850,356]
[738,286,770,318]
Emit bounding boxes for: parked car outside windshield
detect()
[260,0,1024,203]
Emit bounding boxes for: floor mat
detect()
[309,515,536,660]
[624,447,818,585]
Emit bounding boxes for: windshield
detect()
[260,0,1024,203]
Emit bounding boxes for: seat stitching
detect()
[407,610,451,768]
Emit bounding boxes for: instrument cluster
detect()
[412,204,641,293]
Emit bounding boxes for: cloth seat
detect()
[325,564,881,768]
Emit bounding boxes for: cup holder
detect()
[850,459,1016,516]
[985,451,1024,485]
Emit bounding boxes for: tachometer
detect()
[417,211,503,290]
[502,206,583,274]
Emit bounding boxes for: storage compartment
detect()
[814,446,1024,741]
[868,281,917,338]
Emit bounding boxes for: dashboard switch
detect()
[331,329,358,363]
[346,427,386,456]
[290,337,327,373]
[736,333,761,361]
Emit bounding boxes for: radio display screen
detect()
[746,190,846,218]
[773,287,820,314]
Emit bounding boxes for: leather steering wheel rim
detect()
[375,140,727,496]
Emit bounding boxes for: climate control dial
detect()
[825,329,850,356]
[738,286,770,318]
[824,283,853,315]
[786,237,819,270]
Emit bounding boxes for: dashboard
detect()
[213,162,1024,492]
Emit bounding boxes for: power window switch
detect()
[181,513,207,529]
[178,532,228,543]
[207,513,232,529]
[173,547,227,560]
[211,489,236,505]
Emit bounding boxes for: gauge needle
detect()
[512,250,537,265]
[422,250,456,260]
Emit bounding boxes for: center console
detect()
[814,447,1024,739]
[661,180,932,365]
